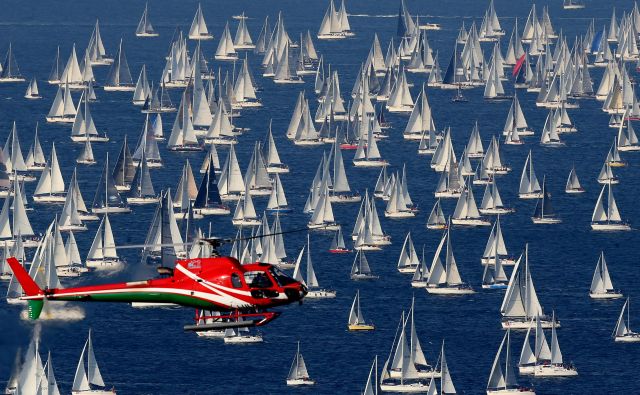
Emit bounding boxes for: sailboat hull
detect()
[452,218,491,226]
[388,370,441,379]
[380,382,429,392]
[533,365,578,377]
[307,222,340,231]
[59,224,88,232]
[348,323,375,331]
[615,333,640,342]
[426,223,447,230]
[487,389,535,395]
[71,135,109,143]
[565,188,585,194]
[305,289,336,298]
[386,105,414,113]
[85,259,124,270]
[385,210,416,218]
[103,85,136,92]
[0,77,25,83]
[92,207,131,214]
[353,159,389,167]
[397,266,418,274]
[136,32,159,37]
[590,223,631,231]
[72,390,116,395]
[46,116,75,124]
[127,196,161,205]
[232,219,261,227]
[531,217,562,224]
[589,292,623,299]
[479,207,515,215]
[329,194,361,203]
[286,378,315,386]
[33,194,67,203]
[189,34,214,40]
[426,286,475,295]
[195,329,226,337]
[195,207,231,216]
[501,318,559,330]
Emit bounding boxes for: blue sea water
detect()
[0,0,639,393]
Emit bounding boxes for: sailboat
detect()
[127,149,159,205]
[317,0,350,40]
[533,313,577,377]
[385,175,415,218]
[348,290,375,331]
[24,77,41,99]
[616,113,640,151]
[591,182,630,231]
[214,22,238,61]
[189,4,214,40]
[266,173,290,213]
[362,356,379,395]
[563,0,584,9]
[606,139,626,167]
[33,143,66,203]
[501,245,557,329]
[597,161,619,184]
[168,92,203,152]
[426,199,447,230]
[487,330,536,395]
[589,252,623,299]
[85,214,122,270]
[379,313,429,392]
[540,111,565,147]
[87,20,113,66]
[91,153,131,214]
[426,226,475,295]
[232,184,261,227]
[25,124,47,171]
[531,176,561,224]
[351,250,377,280]
[273,43,303,84]
[286,342,315,385]
[519,151,542,199]
[452,182,491,226]
[293,235,336,298]
[565,166,584,194]
[71,329,116,395]
[330,225,350,253]
[46,80,76,123]
[77,139,96,165]
[233,13,255,49]
[481,216,515,266]
[613,298,640,342]
[193,163,229,215]
[0,43,25,82]
[397,232,420,274]
[307,178,340,231]
[135,2,158,37]
[386,67,414,113]
[480,179,514,215]
[265,124,289,173]
[353,123,388,167]
[223,318,263,343]
[71,91,108,142]
[103,39,134,91]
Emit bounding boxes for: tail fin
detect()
[6,257,44,319]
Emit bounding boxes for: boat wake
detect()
[21,305,86,321]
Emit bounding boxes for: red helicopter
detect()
[6,238,308,331]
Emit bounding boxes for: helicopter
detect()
[6,237,308,331]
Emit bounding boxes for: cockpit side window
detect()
[231,273,243,288]
[244,271,273,288]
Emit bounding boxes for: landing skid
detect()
[183,311,281,332]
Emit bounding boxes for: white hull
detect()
[589,292,623,299]
[266,165,289,174]
[533,365,578,377]
[196,330,226,338]
[273,78,304,84]
[411,281,427,288]
[385,210,416,218]
[615,333,640,342]
[380,382,428,393]
[77,159,97,165]
[426,223,447,230]
[72,390,115,395]
[71,135,109,143]
[591,223,631,231]
[426,286,475,295]
[189,34,214,40]
[127,196,160,205]
[46,116,75,123]
[487,389,535,395]
[329,194,361,203]
[531,217,562,224]
[479,207,515,215]
[389,370,441,379]
[434,191,462,198]
[194,207,231,216]
[0,77,25,83]
[204,137,237,145]
[565,188,585,194]
[136,32,159,37]
[232,219,261,227]
[305,289,337,298]
[286,379,315,386]
[519,192,543,199]
[92,207,131,214]
[452,218,491,226]
[386,105,414,113]
[85,259,123,270]
[103,85,135,92]
[79,213,100,221]
[224,335,263,343]
[59,224,88,232]
[307,222,341,231]
[33,195,66,203]
[501,319,559,329]
[214,54,239,61]
[397,266,418,274]
[481,257,516,266]
[353,159,389,167]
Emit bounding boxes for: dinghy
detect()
[613,298,640,342]
[591,182,630,231]
[348,290,375,331]
[589,252,623,299]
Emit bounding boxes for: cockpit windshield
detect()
[244,271,273,288]
[270,268,297,286]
